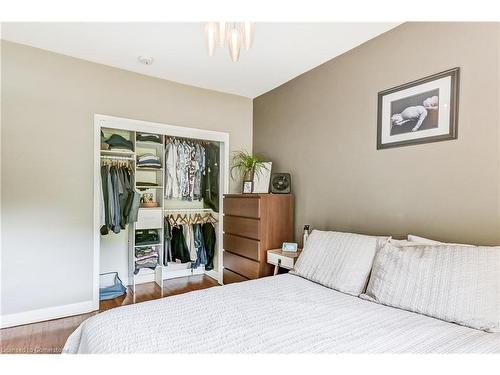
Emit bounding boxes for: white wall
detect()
[0,41,252,324]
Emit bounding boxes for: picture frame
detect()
[242,181,253,194]
[377,67,460,150]
[252,162,272,193]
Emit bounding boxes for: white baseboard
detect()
[0,300,96,329]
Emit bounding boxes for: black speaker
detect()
[271,173,291,194]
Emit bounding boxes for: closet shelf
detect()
[136,167,164,171]
[136,185,164,189]
[136,141,163,148]
[101,149,135,156]
[134,243,162,248]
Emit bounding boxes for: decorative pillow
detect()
[361,241,500,332]
[291,230,386,296]
[407,234,473,246]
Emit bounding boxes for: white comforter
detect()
[63,274,500,353]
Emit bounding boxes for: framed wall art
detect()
[377,67,459,149]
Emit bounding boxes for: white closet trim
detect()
[93,114,230,309]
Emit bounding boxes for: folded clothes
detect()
[137,153,162,168]
[135,230,160,246]
[135,253,159,261]
[137,159,162,165]
[135,246,158,257]
[137,164,162,169]
[137,133,162,143]
[134,258,158,274]
[137,153,160,161]
[105,134,134,151]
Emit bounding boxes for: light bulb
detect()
[218,22,227,47]
[205,22,218,57]
[242,22,254,50]
[227,26,241,62]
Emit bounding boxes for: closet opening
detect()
[93,115,229,308]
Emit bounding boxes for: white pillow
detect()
[407,234,473,246]
[361,241,500,332]
[291,230,386,296]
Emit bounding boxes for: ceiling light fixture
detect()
[205,22,255,62]
[138,56,154,65]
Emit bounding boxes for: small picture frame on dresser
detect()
[242,181,253,194]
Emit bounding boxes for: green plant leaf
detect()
[230,150,268,181]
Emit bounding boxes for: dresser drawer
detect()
[223,233,261,261]
[136,208,163,229]
[223,268,249,285]
[224,251,260,279]
[223,216,260,240]
[223,197,260,218]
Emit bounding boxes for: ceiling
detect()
[2,22,400,98]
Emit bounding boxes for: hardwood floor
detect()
[0,275,219,354]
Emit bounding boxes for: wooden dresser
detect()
[222,194,294,284]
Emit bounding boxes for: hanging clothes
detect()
[202,222,216,271]
[163,218,173,265]
[100,165,111,235]
[191,224,208,269]
[164,140,179,199]
[193,143,205,201]
[164,138,216,205]
[171,226,191,263]
[203,143,220,212]
[100,163,139,235]
[183,224,197,262]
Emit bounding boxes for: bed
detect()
[63,273,500,354]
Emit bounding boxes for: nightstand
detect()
[267,249,302,275]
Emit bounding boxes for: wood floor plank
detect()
[0,275,219,354]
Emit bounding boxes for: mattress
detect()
[63,274,500,353]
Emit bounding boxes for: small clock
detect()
[282,242,298,252]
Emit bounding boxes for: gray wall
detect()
[1,41,252,316]
[254,22,500,246]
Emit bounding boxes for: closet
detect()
[95,115,228,301]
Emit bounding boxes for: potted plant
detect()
[230,151,268,193]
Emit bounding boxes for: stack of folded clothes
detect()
[105,134,134,151]
[137,133,162,143]
[135,229,160,246]
[137,153,162,168]
[134,247,159,274]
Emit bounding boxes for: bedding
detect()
[407,234,473,246]
[362,241,500,332]
[291,230,385,296]
[63,274,500,353]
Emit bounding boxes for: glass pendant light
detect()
[205,22,219,57]
[205,22,254,61]
[227,25,241,62]
[218,21,227,47]
[242,22,254,50]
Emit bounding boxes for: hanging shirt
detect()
[183,224,197,262]
[165,140,179,199]
[193,144,205,201]
[202,222,216,271]
[203,143,220,212]
[176,142,188,200]
[191,224,207,269]
[171,226,190,263]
